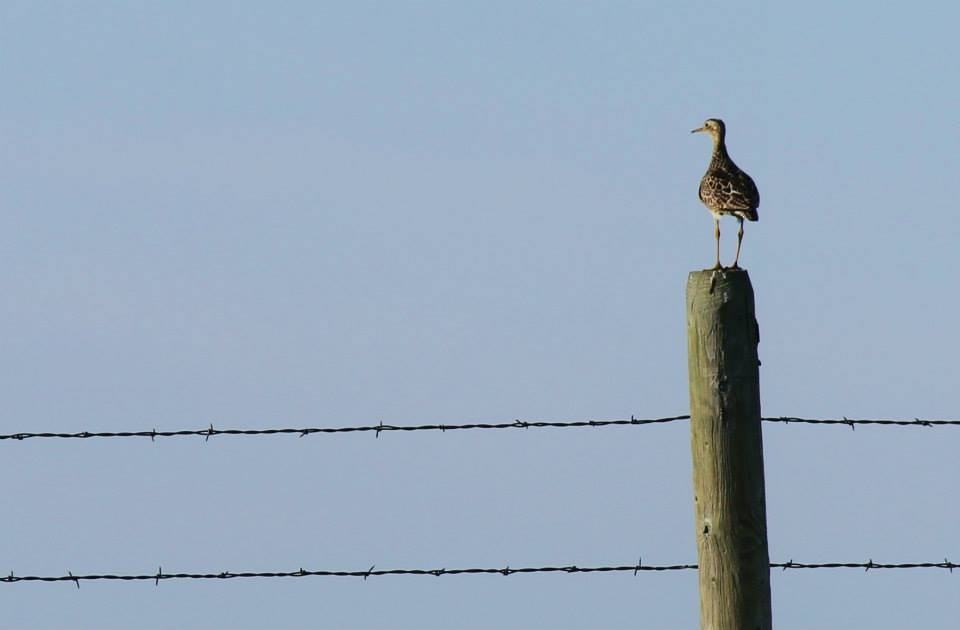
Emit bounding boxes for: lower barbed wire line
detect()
[2,560,956,584]
[1,415,958,442]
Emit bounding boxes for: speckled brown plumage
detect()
[692,118,759,269]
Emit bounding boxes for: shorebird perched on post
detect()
[692,118,759,269]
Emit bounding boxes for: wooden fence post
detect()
[686,268,772,630]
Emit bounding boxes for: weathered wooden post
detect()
[686,268,772,630]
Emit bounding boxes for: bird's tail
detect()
[738,209,759,222]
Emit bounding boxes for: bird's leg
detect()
[712,217,722,270]
[731,217,744,269]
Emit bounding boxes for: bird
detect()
[691,118,759,269]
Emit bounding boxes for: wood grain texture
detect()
[686,268,772,630]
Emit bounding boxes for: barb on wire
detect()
[1,415,957,443]
[0,415,690,442]
[1,559,955,586]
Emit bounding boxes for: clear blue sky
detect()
[1,2,957,628]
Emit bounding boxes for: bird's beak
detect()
[691,126,705,134]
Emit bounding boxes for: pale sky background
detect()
[1,2,958,628]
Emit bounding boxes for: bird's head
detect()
[691,118,725,139]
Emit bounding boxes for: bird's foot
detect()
[729,262,740,270]
[711,262,724,271]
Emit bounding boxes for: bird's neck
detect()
[709,137,730,168]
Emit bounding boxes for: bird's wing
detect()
[701,168,759,211]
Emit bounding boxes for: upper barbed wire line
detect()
[1,415,958,442]
[765,416,960,428]
[0,415,691,441]
[2,559,956,585]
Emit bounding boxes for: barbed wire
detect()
[1,415,957,443]
[3,559,955,587]
[765,416,960,429]
[771,559,957,571]
[0,415,690,441]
